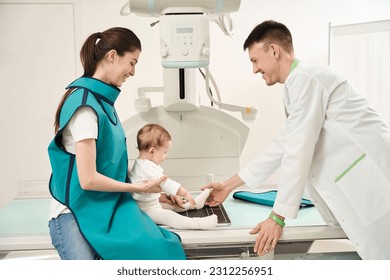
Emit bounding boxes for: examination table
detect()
[0,189,360,260]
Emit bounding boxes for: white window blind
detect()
[329,20,390,127]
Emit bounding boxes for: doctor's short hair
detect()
[243,20,294,53]
[136,124,172,152]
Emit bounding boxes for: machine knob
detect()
[201,47,210,56]
[182,49,189,56]
[160,46,169,58]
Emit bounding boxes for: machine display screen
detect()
[176,27,193,34]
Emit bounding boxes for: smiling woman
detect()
[48,27,186,260]
[92,48,140,87]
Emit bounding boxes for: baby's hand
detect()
[172,194,195,209]
[172,195,186,208]
[183,193,196,209]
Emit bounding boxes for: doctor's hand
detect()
[201,182,232,207]
[250,215,284,256]
[137,176,167,193]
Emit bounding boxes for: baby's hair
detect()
[136,124,171,151]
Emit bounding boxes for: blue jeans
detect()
[49,213,99,260]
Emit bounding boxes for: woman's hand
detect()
[137,176,166,193]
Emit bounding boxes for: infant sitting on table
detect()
[129,123,217,230]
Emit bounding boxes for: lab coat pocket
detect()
[335,153,390,225]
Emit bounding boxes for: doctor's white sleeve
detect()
[272,73,327,219]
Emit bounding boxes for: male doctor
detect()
[204,20,390,260]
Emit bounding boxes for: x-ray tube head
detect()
[160,14,210,68]
[128,0,241,17]
[127,0,241,68]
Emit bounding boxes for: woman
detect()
[48,27,186,260]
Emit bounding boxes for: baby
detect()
[129,123,218,230]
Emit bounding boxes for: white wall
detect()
[0,1,81,207]
[1,0,389,206]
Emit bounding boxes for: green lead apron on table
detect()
[48,77,186,260]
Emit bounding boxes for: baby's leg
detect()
[182,188,213,210]
[160,202,186,213]
[144,205,217,230]
[193,188,212,209]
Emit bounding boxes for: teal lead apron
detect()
[48,77,186,260]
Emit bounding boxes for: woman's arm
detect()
[76,138,164,193]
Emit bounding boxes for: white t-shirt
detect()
[48,106,98,220]
[129,159,181,203]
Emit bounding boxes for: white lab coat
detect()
[239,61,390,260]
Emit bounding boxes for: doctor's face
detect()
[248,42,280,86]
